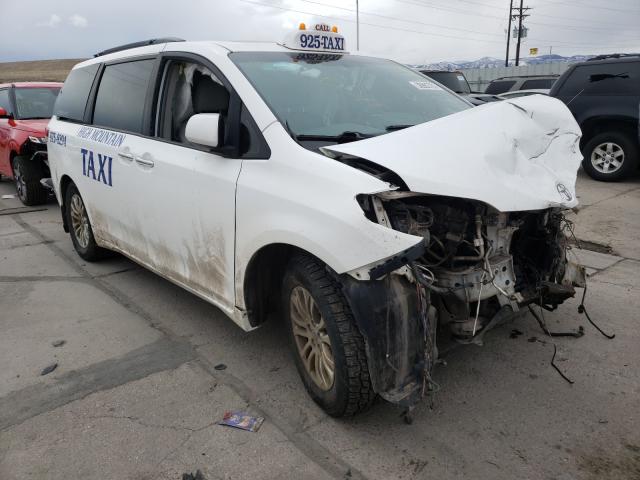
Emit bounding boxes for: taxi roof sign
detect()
[281,23,347,54]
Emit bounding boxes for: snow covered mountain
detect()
[413,54,596,70]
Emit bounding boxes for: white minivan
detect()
[48,28,585,416]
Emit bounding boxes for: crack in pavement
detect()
[0,275,88,283]
[80,413,217,433]
[0,337,196,432]
[576,184,640,212]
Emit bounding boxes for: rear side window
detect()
[54,64,99,122]
[0,89,11,115]
[93,59,155,134]
[558,62,640,96]
[521,78,556,90]
[485,80,516,94]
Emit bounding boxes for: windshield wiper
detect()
[296,131,376,144]
[385,124,415,132]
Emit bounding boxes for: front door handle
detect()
[135,157,154,168]
[118,152,134,161]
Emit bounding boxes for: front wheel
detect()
[64,184,107,261]
[582,131,639,182]
[283,253,375,417]
[13,156,47,206]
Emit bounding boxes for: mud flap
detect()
[340,273,436,407]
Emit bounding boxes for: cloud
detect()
[37,13,61,28]
[69,14,88,28]
[6,0,640,63]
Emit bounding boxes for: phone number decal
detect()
[299,34,345,51]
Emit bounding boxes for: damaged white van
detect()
[47,28,585,416]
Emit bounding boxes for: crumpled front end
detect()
[325,96,586,408]
[345,194,586,407]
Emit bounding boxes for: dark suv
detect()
[550,54,640,181]
[420,70,501,106]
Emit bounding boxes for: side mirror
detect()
[0,107,12,119]
[185,113,220,148]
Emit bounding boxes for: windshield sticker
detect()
[77,126,126,148]
[409,80,440,90]
[457,75,465,81]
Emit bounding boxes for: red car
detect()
[0,82,62,205]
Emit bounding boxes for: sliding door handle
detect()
[135,157,155,168]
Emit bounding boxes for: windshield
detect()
[230,52,470,144]
[14,87,60,119]
[421,71,471,94]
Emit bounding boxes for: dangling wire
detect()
[560,214,615,339]
[528,302,574,385]
[578,284,615,339]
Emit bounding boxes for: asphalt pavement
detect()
[1,170,639,480]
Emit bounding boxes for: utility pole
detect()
[505,0,513,67]
[356,0,360,51]
[513,0,531,66]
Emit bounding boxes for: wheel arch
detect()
[59,174,76,232]
[8,149,18,171]
[241,243,321,328]
[579,116,639,149]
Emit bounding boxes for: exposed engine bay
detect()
[343,192,586,408]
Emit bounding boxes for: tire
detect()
[283,253,375,417]
[582,130,639,182]
[12,155,48,205]
[64,183,106,261]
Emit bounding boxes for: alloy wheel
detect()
[70,193,90,249]
[290,286,335,391]
[13,163,26,201]
[591,142,624,174]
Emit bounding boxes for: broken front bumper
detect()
[340,254,585,408]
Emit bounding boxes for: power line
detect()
[534,0,640,14]
[399,0,640,46]
[292,0,640,48]
[295,0,506,38]
[238,0,506,43]
[238,0,640,55]
[405,0,638,29]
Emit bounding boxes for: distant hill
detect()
[413,54,595,70]
[0,59,85,83]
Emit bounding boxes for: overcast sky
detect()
[2,0,639,64]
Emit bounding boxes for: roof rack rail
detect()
[493,74,560,81]
[587,53,640,61]
[94,37,185,58]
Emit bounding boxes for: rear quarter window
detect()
[92,59,155,134]
[54,64,99,122]
[485,80,516,94]
[557,62,640,96]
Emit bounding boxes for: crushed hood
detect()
[322,95,582,212]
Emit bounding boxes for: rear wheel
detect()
[283,253,375,416]
[13,155,47,205]
[64,184,106,261]
[582,131,639,182]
